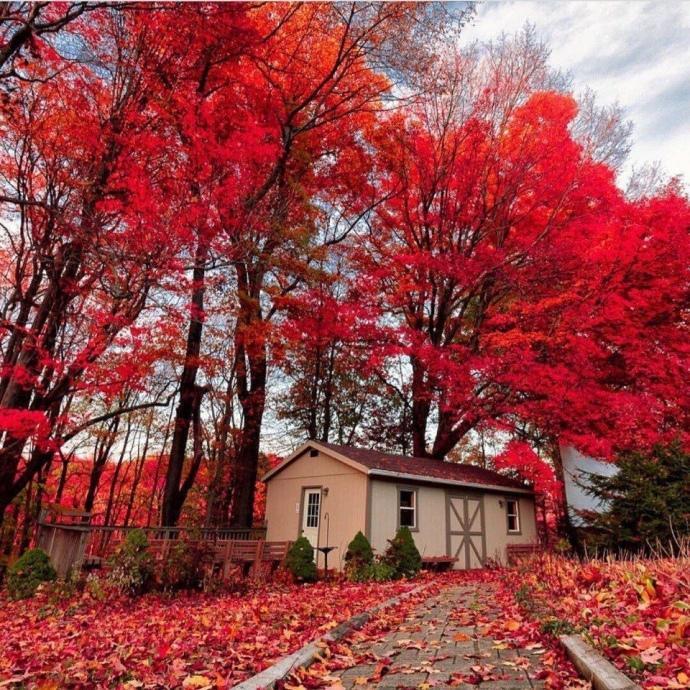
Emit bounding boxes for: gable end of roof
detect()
[261,441,369,482]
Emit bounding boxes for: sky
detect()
[459,1,690,186]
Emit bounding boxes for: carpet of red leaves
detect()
[0,576,424,689]
[3,558,687,690]
[288,569,584,690]
[505,554,690,690]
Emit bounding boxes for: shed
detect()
[263,441,537,570]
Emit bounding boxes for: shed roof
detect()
[263,441,532,494]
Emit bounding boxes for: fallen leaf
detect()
[182,675,213,689]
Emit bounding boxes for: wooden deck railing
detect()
[82,525,267,561]
[37,519,267,577]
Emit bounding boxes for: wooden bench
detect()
[506,543,541,565]
[223,539,260,577]
[220,539,292,578]
[260,540,291,570]
[421,556,457,571]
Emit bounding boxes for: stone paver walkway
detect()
[333,584,547,690]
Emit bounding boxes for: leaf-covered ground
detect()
[3,558,687,690]
[284,570,585,690]
[507,554,690,689]
[0,576,430,689]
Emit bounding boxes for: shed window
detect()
[399,489,417,528]
[506,499,520,533]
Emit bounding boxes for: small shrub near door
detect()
[6,548,57,600]
[286,536,317,582]
[344,531,374,581]
[108,529,155,596]
[384,526,422,578]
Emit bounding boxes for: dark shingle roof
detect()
[318,442,531,492]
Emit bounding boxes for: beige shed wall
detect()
[369,479,538,568]
[264,449,367,570]
[368,480,447,559]
[483,493,537,564]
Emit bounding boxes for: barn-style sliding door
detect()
[446,493,486,569]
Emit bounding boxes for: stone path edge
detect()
[231,583,431,690]
[560,634,642,690]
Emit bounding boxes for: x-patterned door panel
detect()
[447,493,486,569]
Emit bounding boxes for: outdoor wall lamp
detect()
[322,487,329,496]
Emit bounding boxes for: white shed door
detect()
[447,494,485,569]
[301,489,321,551]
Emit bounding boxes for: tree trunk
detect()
[0,132,121,525]
[103,418,132,526]
[161,238,209,526]
[320,343,337,442]
[410,356,431,458]
[84,417,119,515]
[54,450,73,504]
[123,422,151,526]
[551,442,583,556]
[0,501,21,561]
[230,398,264,527]
[228,257,269,528]
[431,412,474,460]
[18,479,33,553]
[146,403,174,526]
[206,379,236,527]
[307,346,322,440]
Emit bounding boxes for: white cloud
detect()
[459,1,690,186]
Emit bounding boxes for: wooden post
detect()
[252,540,265,579]
[222,540,233,578]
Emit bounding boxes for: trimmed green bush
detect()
[6,548,56,600]
[384,526,422,578]
[286,536,317,582]
[344,531,374,581]
[108,529,154,596]
[345,531,374,566]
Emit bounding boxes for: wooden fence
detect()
[37,519,267,578]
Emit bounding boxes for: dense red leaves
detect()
[493,442,560,501]
[502,185,690,459]
[0,409,50,442]
[510,555,690,688]
[492,442,562,538]
[0,3,419,522]
[0,577,420,688]
[355,75,690,459]
[43,454,275,527]
[1,3,689,543]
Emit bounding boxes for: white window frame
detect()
[506,498,521,534]
[398,487,418,530]
[305,490,321,529]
